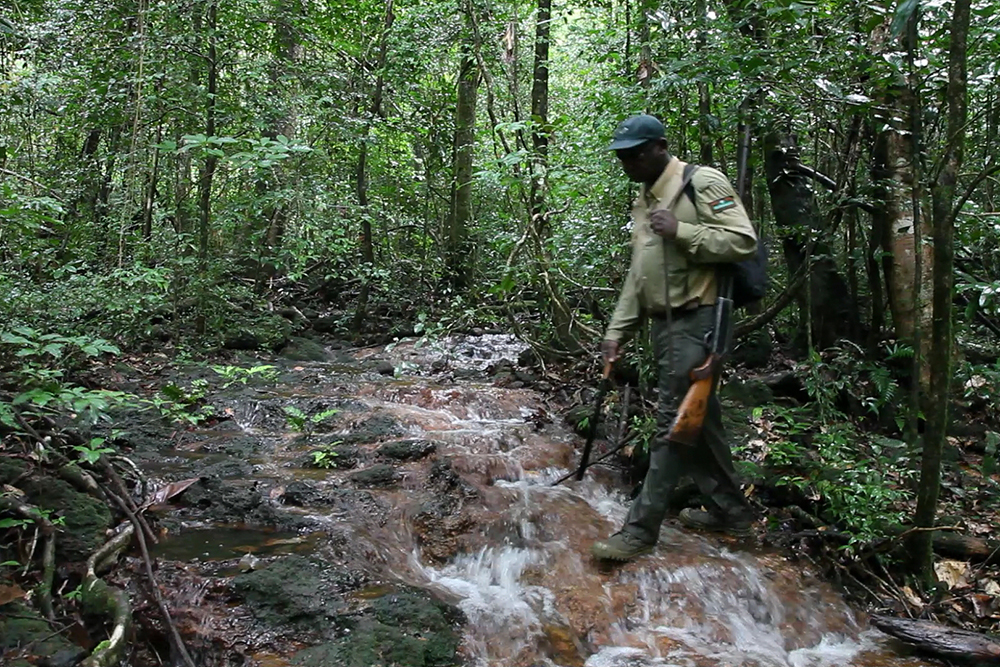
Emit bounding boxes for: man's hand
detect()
[600,339,620,364]
[649,209,679,239]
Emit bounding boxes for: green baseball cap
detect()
[608,114,665,150]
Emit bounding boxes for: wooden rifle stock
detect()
[668,353,720,446]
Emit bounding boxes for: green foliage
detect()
[800,341,904,423]
[72,437,116,465]
[310,447,342,469]
[752,406,915,548]
[143,379,215,426]
[284,406,339,434]
[212,364,280,388]
[0,326,130,426]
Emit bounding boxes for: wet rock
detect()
[340,413,405,444]
[375,360,396,376]
[280,336,330,361]
[292,589,463,667]
[199,457,254,480]
[518,347,539,367]
[350,464,400,488]
[378,439,437,461]
[281,481,342,506]
[197,434,269,458]
[224,330,260,351]
[232,555,355,633]
[174,478,316,530]
[514,370,538,385]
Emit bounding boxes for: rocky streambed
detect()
[4,333,939,667]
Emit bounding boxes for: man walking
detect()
[590,114,758,561]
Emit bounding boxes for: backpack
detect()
[681,163,768,310]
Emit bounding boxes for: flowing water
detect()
[143,334,932,667]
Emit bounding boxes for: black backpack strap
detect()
[682,163,699,205]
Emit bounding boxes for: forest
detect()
[2,0,1000,665]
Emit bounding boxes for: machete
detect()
[551,361,613,485]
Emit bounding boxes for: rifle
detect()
[667,277,734,446]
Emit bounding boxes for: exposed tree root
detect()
[78,522,135,667]
[0,493,56,620]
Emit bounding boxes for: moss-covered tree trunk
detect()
[446,12,478,291]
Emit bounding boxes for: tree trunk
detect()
[264,0,304,251]
[527,0,583,353]
[446,11,478,291]
[351,0,394,332]
[764,133,858,349]
[197,0,218,268]
[909,0,970,583]
[195,0,218,335]
[870,23,933,389]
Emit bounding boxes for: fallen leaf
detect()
[0,583,26,606]
[985,580,1000,597]
[900,585,924,608]
[142,478,199,509]
[269,485,285,500]
[934,559,970,589]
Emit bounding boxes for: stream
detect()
[120,334,933,667]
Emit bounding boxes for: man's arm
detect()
[604,262,642,346]
[673,169,757,264]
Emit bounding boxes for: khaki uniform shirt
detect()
[604,157,758,343]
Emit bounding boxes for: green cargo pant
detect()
[623,306,751,545]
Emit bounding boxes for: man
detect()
[590,113,758,562]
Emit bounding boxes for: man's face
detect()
[615,140,663,183]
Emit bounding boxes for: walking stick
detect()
[551,360,613,486]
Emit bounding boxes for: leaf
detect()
[0,583,26,606]
[814,77,844,98]
[41,343,64,357]
[142,478,199,508]
[890,0,921,38]
[934,559,969,589]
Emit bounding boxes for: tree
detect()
[909,0,972,584]
[445,4,479,290]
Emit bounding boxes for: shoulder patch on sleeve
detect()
[709,196,737,213]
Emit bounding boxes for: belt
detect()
[649,304,712,320]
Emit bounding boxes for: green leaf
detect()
[890,0,921,38]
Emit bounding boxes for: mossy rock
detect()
[281,337,330,362]
[378,440,437,461]
[350,464,400,488]
[18,477,111,562]
[1,602,84,665]
[721,378,774,408]
[340,414,405,444]
[292,590,463,667]
[0,457,29,485]
[232,555,348,632]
